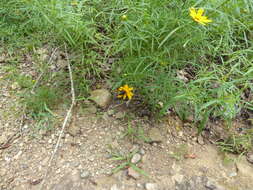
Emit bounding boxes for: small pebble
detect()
[80,170,90,179]
[140,148,145,155]
[228,172,237,177]
[131,153,142,164]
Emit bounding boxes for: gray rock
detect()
[131,153,142,164]
[228,172,237,177]
[80,170,90,179]
[148,128,163,143]
[140,148,145,155]
[145,183,159,190]
[90,89,111,108]
[127,167,140,180]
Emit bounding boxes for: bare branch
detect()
[39,44,75,189]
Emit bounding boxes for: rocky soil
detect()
[1,67,253,190]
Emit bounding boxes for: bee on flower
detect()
[189,7,212,25]
[117,85,134,100]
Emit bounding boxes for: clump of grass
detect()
[24,87,60,115]
[110,150,148,177]
[217,130,253,154]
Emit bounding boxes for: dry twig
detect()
[39,44,75,189]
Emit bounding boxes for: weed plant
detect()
[1,0,252,128]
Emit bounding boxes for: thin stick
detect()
[39,44,75,189]
[31,48,58,94]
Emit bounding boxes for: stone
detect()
[197,135,205,145]
[145,183,159,190]
[131,153,142,164]
[90,89,111,108]
[228,172,237,177]
[148,128,163,143]
[127,167,140,180]
[80,170,90,179]
[140,148,145,155]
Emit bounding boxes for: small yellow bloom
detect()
[121,15,127,21]
[189,7,212,25]
[117,84,134,100]
[160,62,167,66]
[71,1,78,6]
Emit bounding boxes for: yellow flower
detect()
[189,7,212,25]
[121,15,127,21]
[117,85,134,100]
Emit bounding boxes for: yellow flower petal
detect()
[117,84,134,100]
[197,8,204,16]
[189,7,212,25]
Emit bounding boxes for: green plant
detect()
[23,86,60,115]
[110,150,149,177]
[30,111,56,138]
[217,130,253,154]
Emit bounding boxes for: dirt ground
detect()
[1,67,253,190]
